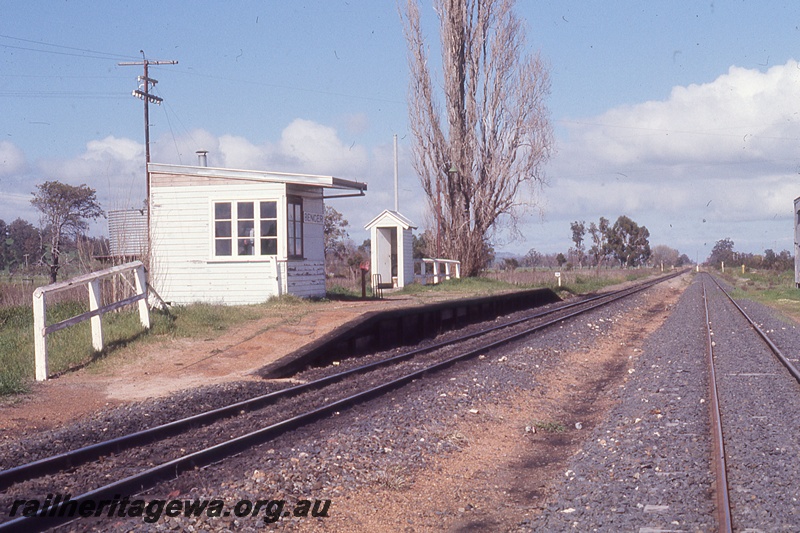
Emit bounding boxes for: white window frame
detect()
[211,200,279,260]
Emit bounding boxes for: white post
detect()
[133,265,151,329]
[393,134,399,212]
[88,279,104,352]
[445,262,451,281]
[433,260,440,284]
[270,256,282,297]
[32,289,48,381]
[454,262,461,279]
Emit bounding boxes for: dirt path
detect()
[0,293,474,440]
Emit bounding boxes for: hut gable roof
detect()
[364,209,417,231]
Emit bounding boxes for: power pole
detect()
[119,52,177,268]
[118,51,177,233]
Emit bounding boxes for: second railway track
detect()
[701,273,800,531]
[527,272,800,531]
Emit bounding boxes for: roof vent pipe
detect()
[196,150,208,167]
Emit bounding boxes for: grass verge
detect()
[719,269,800,319]
[0,294,312,397]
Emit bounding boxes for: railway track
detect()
[700,272,800,531]
[0,271,682,532]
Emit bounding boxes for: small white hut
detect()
[148,161,367,304]
[365,210,416,289]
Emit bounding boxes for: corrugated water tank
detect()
[108,208,148,256]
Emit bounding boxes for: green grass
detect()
[719,269,800,317]
[399,276,516,296]
[0,294,313,397]
[530,420,567,433]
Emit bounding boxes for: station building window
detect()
[214,200,278,258]
[287,196,303,259]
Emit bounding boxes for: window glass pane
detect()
[261,220,277,237]
[215,202,231,219]
[260,201,277,219]
[238,238,254,255]
[261,238,277,255]
[238,221,255,238]
[215,240,232,256]
[215,221,231,238]
[238,202,254,219]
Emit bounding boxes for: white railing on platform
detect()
[32,261,150,381]
[414,258,461,285]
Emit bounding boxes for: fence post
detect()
[32,289,48,381]
[88,279,104,352]
[133,264,150,329]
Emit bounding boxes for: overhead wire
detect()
[0,33,139,61]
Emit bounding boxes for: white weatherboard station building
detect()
[148,161,367,305]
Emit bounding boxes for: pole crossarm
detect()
[118,52,178,259]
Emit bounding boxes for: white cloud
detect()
[520,60,800,258]
[0,141,27,177]
[278,118,370,177]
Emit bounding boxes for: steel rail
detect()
[0,271,681,493]
[701,276,734,533]
[0,271,683,532]
[705,273,800,383]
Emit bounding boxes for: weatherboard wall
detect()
[150,176,327,304]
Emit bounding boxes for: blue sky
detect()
[3,1,800,263]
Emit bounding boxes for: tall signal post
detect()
[118,51,177,240]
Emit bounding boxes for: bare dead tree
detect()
[402,0,553,276]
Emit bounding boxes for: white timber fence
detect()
[32,261,150,381]
[414,258,461,285]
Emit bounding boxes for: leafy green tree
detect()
[707,238,735,268]
[323,206,349,266]
[7,218,41,271]
[607,215,650,267]
[570,221,586,267]
[651,245,680,268]
[412,230,434,259]
[31,181,104,282]
[501,257,520,271]
[763,248,777,269]
[522,248,542,268]
[587,217,611,269]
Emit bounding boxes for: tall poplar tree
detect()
[402,0,553,276]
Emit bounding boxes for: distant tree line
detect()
[0,217,108,277]
[707,238,793,271]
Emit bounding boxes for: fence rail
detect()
[414,258,461,285]
[32,261,150,381]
